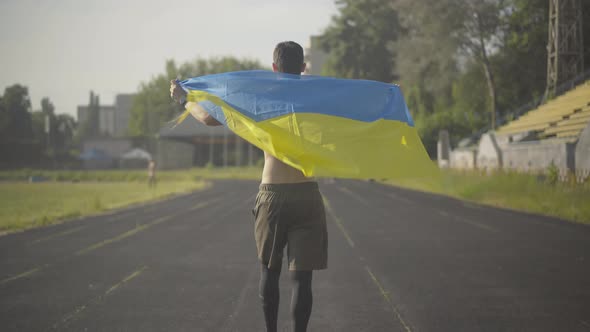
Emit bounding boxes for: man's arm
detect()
[185,101,222,126]
[170,80,222,126]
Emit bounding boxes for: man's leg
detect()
[290,270,313,332]
[260,264,281,332]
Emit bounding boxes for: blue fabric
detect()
[180,70,414,126]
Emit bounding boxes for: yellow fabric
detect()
[184,90,437,179]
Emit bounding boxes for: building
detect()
[77,93,134,137]
[158,115,262,169]
[305,36,328,76]
[114,94,134,137]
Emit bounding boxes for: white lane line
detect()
[437,209,498,233]
[29,225,88,245]
[387,192,415,206]
[365,266,412,332]
[220,265,258,332]
[0,265,49,285]
[49,265,148,331]
[455,216,498,233]
[2,197,221,287]
[75,215,173,256]
[336,185,370,206]
[322,196,355,248]
[105,265,148,295]
[189,199,218,211]
[77,196,222,256]
[323,190,413,332]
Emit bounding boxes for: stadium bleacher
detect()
[496,81,590,140]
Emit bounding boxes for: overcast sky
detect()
[0,0,337,117]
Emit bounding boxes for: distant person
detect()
[170,41,327,332]
[147,159,156,188]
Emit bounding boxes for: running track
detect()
[1,180,589,331]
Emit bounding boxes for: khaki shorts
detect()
[252,182,328,271]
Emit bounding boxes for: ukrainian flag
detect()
[176,70,436,179]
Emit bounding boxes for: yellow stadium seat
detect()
[496,80,590,138]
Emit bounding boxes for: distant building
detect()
[158,116,262,169]
[305,36,328,76]
[77,93,135,137]
[114,94,134,137]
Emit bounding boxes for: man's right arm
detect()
[185,101,222,126]
[170,80,222,126]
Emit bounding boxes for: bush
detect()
[546,162,559,186]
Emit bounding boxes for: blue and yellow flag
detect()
[176,70,435,179]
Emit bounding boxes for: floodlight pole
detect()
[546,0,584,97]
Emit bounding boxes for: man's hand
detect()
[170,80,187,104]
[170,79,222,126]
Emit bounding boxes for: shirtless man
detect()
[170,41,327,332]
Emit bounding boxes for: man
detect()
[147,159,156,188]
[170,41,327,332]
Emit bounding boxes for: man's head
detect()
[272,41,306,75]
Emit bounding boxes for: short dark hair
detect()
[273,41,304,75]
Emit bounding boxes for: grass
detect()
[0,166,263,234]
[384,169,590,224]
[0,166,262,182]
[0,180,208,233]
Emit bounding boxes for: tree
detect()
[0,84,33,141]
[394,0,463,103]
[458,0,508,130]
[31,97,73,153]
[318,0,401,82]
[78,91,100,139]
[129,57,264,137]
[54,114,77,151]
[493,0,548,113]
[396,0,508,129]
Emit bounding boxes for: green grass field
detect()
[0,167,263,234]
[0,166,263,182]
[385,169,590,224]
[0,181,208,233]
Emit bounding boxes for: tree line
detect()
[318,0,590,156]
[0,85,77,168]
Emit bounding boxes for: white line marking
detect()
[365,266,412,332]
[323,196,355,248]
[29,226,88,245]
[387,193,415,205]
[0,265,49,285]
[50,265,148,330]
[220,265,258,332]
[437,210,498,233]
[336,185,369,206]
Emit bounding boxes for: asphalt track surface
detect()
[1,179,590,332]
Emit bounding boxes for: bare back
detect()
[261,152,315,184]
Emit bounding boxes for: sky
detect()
[0,0,337,118]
